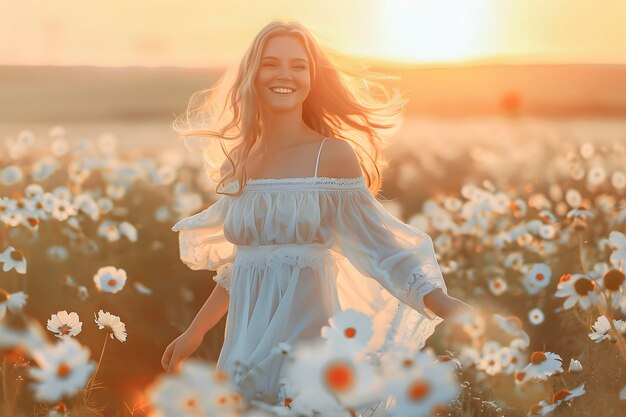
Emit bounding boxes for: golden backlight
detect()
[380,0,493,63]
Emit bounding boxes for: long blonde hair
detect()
[171,19,408,196]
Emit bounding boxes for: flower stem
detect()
[86,333,109,401]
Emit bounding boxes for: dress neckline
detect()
[222,175,366,192]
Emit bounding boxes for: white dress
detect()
[172,141,448,416]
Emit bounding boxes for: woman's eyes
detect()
[262,63,306,69]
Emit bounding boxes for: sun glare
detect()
[380,0,493,64]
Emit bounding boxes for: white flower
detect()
[588,315,626,343]
[608,231,626,270]
[321,309,373,354]
[523,263,552,295]
[94,310,127,342]
[47,311,82,339]
[555,273,599,309]
[1,165,23,185]
[488,277,507,296]
[0,289,28,320]
[0,246,27,274]
[118,221,138,242]
[77,286,89,301]
[538,383,586,415]
[97,220,120,242]
[568,358,583,373]
[93,266,127,294]
[27,337,95,403]
[528,308,544,325]
[385,348,459,417]
[146,358,243,416]
[284,338,384,413]
[522,351,562,381]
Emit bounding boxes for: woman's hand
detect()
[423,288,475,322]
[161,329,204,373]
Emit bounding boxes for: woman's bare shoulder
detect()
[319,138,362,179]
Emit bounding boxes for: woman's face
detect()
[254,35,311,113]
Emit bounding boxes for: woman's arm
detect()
[424,288,475,322]
[187,283,230,338]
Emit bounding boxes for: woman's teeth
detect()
[270,87,295,94]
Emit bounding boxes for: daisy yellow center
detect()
[186,398,197,408]
[60,325,71,334]
[324,361,354,392]
[214,370,229,382]
[574,278,594,296]
[27,218,38,227]
[57,363,71,378]
[58,206,65,212]
[344,327,357,338]
[552,389,571,403]
[530,351,547,365]
[560,273,571,282]
[0,288,9,302]
[107,278,117,287]
[108,226,116,232]
[10,250,24,261]
[17,201,24,209]
[217,395,227,405]
[36,202,44,209]
[511,356,518,364]
[402,358,414,368]
[536,273,544,281]
[515,372,525,381]
[494,281,501,288]
[407,380,430,401]
[53,402,68,413]
[285,397,293,407]
[604,269,625,291]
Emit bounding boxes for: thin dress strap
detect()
[314,137,329,178]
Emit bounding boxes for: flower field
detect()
[1,117,625,417]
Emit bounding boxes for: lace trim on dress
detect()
[235,246,337,270]
[221,176,366,192]
[213,262,234,293]
[403,263,446,319]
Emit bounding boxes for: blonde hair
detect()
[171,19,408,196]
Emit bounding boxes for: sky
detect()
[1,0,625,67]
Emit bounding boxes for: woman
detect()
[161,19,473,415]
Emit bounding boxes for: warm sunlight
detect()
[379,0,493,63]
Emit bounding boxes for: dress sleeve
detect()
[171,196,236,293]
[329,184,447,320]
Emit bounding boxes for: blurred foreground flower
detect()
[28,337,96,403]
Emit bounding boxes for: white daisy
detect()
[47,311,82,339]
[555,273,599,309]
[0,289,28,320]
[321,309,373,354]
[0,246,27,274]
[97,220,120,242]
[146,358,243,417]
[284,338,384,413]
[77,286,89,301]
[488,277,507,296]
[27,337,96,403]
[385,348,459,417]
[588,315,626,343]
[523,263,552,295]
[93,266,127,294]
[119,221,138,242]
[94,310,127,342]
[608,231,626,270]
[568,358,583,373]
[528,308,544,325]
[522,351,562,381]
[538,383,586,415]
